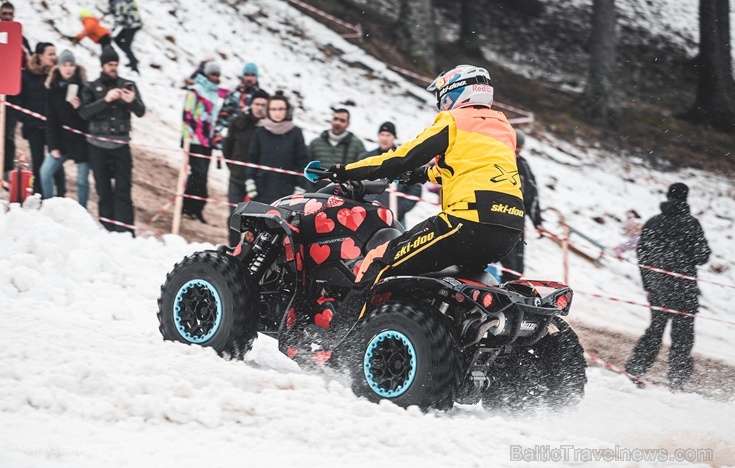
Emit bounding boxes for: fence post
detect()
[171,140,189,235]
[0,95,6,185]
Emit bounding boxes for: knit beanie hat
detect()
[100,46,119,65]
[252,89,270,100]
[204,61,221,75]
[378,121,396,138]
[666,182,689,201]
[58,49,76,66]
[242,62,258,76]
[79,8,92,18]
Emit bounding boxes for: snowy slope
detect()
[2,0,735,466]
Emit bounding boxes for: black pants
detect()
[3,105,17,178]
[114,28,140,70]
[500,230,525,282]
[227,177,246,246]
[337,214,522,331]
[90,144,134,235]
[26,127,65,197]
[182,144,212,218]
[625,297,696,388]
[99,34,112,49]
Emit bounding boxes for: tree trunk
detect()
[396,0,437,72]
[578,0,621,127]
[459,0,482,56]
[683,0,735,131]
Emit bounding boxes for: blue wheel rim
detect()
[173,279,223,343]
[363,330,417,398]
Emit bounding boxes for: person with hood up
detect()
[625,182,711,390]
[40,49,90,207]
[181,60,223,223]
[71,8,112,51]
[244,92,308,204]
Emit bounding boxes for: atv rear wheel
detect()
[482,317,587,411]
[157,250,261,359]
[347,300,461,411]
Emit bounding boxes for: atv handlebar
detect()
[305,161,390,200]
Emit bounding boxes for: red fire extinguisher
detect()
[8,159,33,204]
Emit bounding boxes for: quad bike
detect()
[157,162,587,411]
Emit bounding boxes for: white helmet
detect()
[426,64,494,111]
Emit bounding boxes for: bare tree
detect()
[396,0,437,72]
[683,0,735,131]
[459,0,482,56]
[578,0,621,127]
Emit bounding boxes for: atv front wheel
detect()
[482,316,587,411]
[157,250,261,359]
[347,300,461,411]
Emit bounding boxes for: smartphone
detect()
[123,82,135,91]
[65,83,79,102]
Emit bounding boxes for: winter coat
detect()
[45,65,89,162]
[308,130,366,168]
[517,155,543,227]
[636,199,711,310]
[214,82,263,141]
[182,74,221,148]
[359,146,421,223]
[109,0,143,29]
[222,111,262,182]
[18,55,52,137]
[79,73,145,148]
[75,17,111,43]
[245,123,308,203]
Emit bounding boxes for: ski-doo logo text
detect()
[394,232,436,260]
[491,203,525,217]
[439,80,467,96]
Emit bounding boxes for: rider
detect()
[324,64,525,343]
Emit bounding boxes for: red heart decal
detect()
[327,196,344,208]
[289,194,305,206]
[266,209,281,217]
[337,207,366,231]
[340,238,361,260]
[309,243,330,264]
[377,207,393,226]
[314,212,335,233]
[304,199,323,215]
[314,308,333,329]
[286,307,296,329]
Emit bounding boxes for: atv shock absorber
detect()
[248,231,282,279]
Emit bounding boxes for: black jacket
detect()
[19,55,52,137]
[245,124,308,203]
[359,146,422,224]
[79,73,145,147]
[517,155,542,227]
[45,66,89,162]
[222,111,261,182]
[636,199,711,309]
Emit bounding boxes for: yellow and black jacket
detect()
[344,107,525,231]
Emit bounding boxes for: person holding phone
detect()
[40,49,91,207]
[79,46,145,235]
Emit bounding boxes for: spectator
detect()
[18,42,65,197]
[1,1,31,179]
[499,129,543,283]
[358,121,421,226]
[40,50,90,207]
[307,108,365,189]
[222,89,269,246]
[181,61,222,223]
[244,92,308,204]
[613,209,643,257]
[71,8,112,52]
[79,46,145,235]
[183,57,214,88]
[109,0,142,73]
[214,62,263,149]
[625,182,711,390]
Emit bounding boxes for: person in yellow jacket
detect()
[323,64,525,340]
[70,8,112,52]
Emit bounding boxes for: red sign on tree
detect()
[0,21,23,96]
